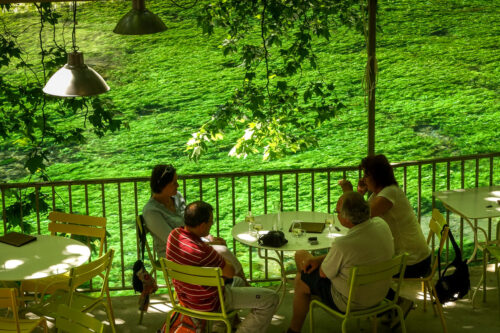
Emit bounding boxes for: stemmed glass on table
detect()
[325,215,335,237]
[245,211,255,235]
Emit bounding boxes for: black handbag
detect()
[258,230,288,247]
[434,227,470,304]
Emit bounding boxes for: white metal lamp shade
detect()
[43,51,110,97]
[113,0,167,35]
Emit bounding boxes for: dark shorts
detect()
[394,255,432,278]
[301,269,341,312]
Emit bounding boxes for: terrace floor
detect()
[34,263,500,332]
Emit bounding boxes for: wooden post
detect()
[367,0,377,156]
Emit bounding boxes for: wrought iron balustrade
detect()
[1,152,498,291]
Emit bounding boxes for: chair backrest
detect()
[56,304,105,333]
[0,288,21,331]
[48,211,107,256]
[345,253,408,314]
[67,249,114,307]
[427,209,450,277]
[160,258,228,316]
[136,215,159,268]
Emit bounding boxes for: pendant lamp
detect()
[43,1,109,97]
[113,0,167,35]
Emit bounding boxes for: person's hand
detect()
[301,257,321,274]
[338,179,353,193]
[357,178,368,195]
[210,236,227,246]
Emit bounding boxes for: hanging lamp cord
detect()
[71,0,78,52]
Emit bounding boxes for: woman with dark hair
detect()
[339,155,431,278]
[142,164,245,279]
[143,164,185,257]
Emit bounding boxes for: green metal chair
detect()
[0,287,47,333]
[480,220,500,314]
[136,214,163,324]
[55,304,106,333]
[160,258,237,333]
[402,209,449,333]
[309,253,408,333]
[28,249,116,333]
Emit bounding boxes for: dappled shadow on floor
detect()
[35,264,499,332]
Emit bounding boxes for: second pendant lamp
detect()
[114,0,167,35]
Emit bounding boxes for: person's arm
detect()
[221,259,235,278]
[202,234,227,246]
[338,179,368,195]
[320,245,342,280]
[369,195,393,217]
[302,254,327,274]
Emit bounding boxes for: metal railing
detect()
[1,152,499,291]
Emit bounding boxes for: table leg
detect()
[460,216,489,305]
[257,248,287,309]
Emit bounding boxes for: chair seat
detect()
[21,272,71,297]
[29,289,104,318]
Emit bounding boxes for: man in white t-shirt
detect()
[286,192,394,333]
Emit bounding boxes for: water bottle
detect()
[273,201,283,231]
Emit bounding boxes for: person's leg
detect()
[289,251,338,333]
[295,250,314,271]
[289,270,312,332]
[224,283,279,333]
[403,255,431,278]
[290,251,316,332]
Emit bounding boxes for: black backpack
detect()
[434,227,470,303]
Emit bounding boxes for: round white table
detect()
[0,235,91,281]
[232,211,347,307]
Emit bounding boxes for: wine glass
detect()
[325,216,335,237]
[253,223,263,235]
[291,220,303,238]
[245,211,255,234]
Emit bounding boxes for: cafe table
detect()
[232,211,347,307]
[0,234,91,282]
[433,185,500,303]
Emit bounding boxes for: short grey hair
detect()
[340,191,370,225]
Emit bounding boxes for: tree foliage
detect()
[0,3,124,180]
[1,3,124,232]
[187,0,365,160]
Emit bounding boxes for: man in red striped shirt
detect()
[167,201,279,332]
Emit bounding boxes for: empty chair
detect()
[21,211,107,298]
[28,249,116,333]
[0,287,47,333]
[55,304,105,333]
[476,220,500,313]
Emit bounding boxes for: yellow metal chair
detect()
[136,214,162,324]
[402,209,449,333]
[160,258,237,333]
[309,253,408,333]
[28,249,116,333]
[136,215,162,275]
[21,211,107,297]
[55,304,105,333]
[0,287,47,333]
